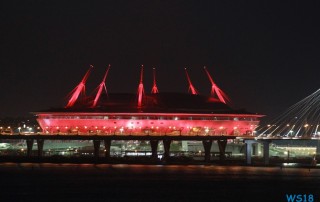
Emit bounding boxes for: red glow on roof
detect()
[65,65,93,108]
[92,64,111,108]
[151,67,159,94]
[137,65,145,108]
[185,68,198,95]
[203,66,230,104]
[63,65,234,109]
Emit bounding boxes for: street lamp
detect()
[289,130,294,137]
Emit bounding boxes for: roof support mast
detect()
[92,64,111,108]
[184,68,198,95]
[203,66,229,104]
[66,65,93,108]
[151,67,159,94]
[137,65,145,108]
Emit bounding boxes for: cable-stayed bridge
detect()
[256,88,320,139]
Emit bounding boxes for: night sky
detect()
[0,1,319,122]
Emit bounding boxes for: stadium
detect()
[34,65,262,137]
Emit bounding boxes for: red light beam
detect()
[137,65,145,108]
[185,68,198,95]
[65,65,93,108]
[92,64,111,108]
[151,67,159,94]
[203,66,230,104]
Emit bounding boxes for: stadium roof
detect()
[37,92,259,115]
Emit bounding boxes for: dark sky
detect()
[0,1,319,121]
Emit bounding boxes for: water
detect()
[0,163,319,201]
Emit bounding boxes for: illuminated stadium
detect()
[34,65,263,136]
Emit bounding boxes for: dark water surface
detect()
[0,163,319,202]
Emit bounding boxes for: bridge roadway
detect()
[0,134,319,165]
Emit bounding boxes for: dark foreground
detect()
[0,163,319,202]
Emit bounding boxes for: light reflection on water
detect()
[0,163,319,202]
[1,162,320,177]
